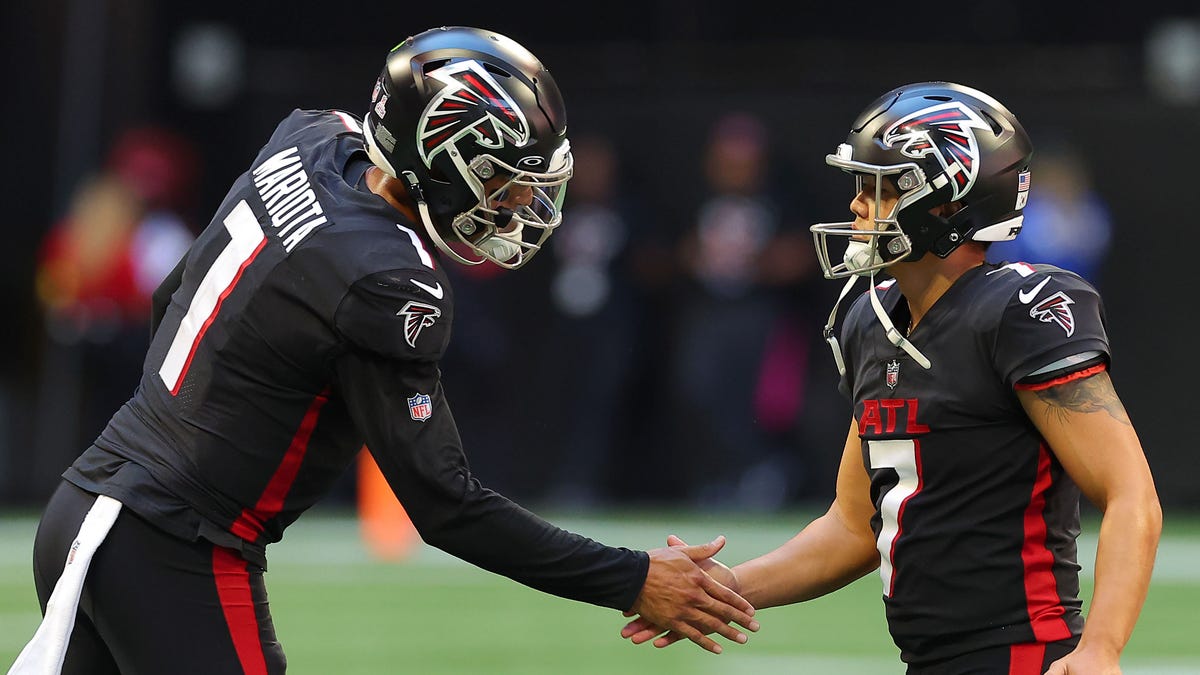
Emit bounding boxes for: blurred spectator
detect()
[534,134,643,508]
[435,255,527,496]
[106,126,202,282]
[31,127,198,495]
[664,112,821,511]
[987,142,1113,286]
[36,174,149,332]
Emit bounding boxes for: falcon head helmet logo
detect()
[882,102,990,201]
[1029,291,1076,336]
[398,301,442,348]
[416,60,530,168]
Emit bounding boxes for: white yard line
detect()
[704,654,1200,675]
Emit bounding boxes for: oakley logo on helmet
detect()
[1029,291,1076,337]
[417,60,530,168]
[882,102,990,201]
[397,301,442,348]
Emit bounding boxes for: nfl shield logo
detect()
[408,393,432,422]
[885,360,900,390]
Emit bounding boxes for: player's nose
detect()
[849,192,870,225]
[498,184,533,209]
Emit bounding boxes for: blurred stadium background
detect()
[3,1,1199,671]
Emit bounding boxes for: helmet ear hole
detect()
[422,59,450,75]
[978,109,1004,135]
[482,63,512,78]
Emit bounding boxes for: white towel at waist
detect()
[8,494,122,675]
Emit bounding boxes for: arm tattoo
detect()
[1032,372,1131,426]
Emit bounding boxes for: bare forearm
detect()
[734,507,879,609]
[1078,491,1162,655]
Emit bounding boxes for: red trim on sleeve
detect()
[1013,363,1107,392]
[1008,642,1048,675]
[1021,444,1073,643]
[212,546,268,675]
[331,110,361,132]
[230,388,330,541]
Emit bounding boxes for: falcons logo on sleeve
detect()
[882,102,990,200]
[398,301,441,348]
[417,60,530,168]
[1029,291,1076,336]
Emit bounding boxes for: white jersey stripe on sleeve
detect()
[396,224,435,269]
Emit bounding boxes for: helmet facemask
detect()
[811,145,939,374]
[437,147,572,269]
[811,144,937,279]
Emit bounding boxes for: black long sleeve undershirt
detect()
[335,349,649,611]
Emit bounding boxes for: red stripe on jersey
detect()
[1021,444,1072,642]
[171,236,268,396]
[212,546,268,675]
[1014,363,1107,392]
[230,388,330,541]
[331,110,359,132]
[1008,642,1047,675]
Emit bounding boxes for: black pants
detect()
[907,638,1080,675]
[31,480,286,674]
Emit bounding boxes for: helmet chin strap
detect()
[822,271,932,377]
[400,171,484,266]
[866,273,932,369]
[822,275,860,376]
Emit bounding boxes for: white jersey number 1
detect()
[158,199,266,394]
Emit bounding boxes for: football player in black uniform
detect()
[14,26,759,675]
[620,83,1161,674]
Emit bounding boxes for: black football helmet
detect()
[811,81,1033,278]
[363,26,572,269]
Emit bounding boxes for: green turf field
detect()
[2,507,1197,674]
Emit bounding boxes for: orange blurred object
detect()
[356,449,419,560]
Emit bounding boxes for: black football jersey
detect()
[63,109,647,610]
[838,261,1109,665]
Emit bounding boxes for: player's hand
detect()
[1045,643,1122,675]
[621,535,740,647]
[621,535,744,650]
[624,535,757,654]
[668,534,739,590]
